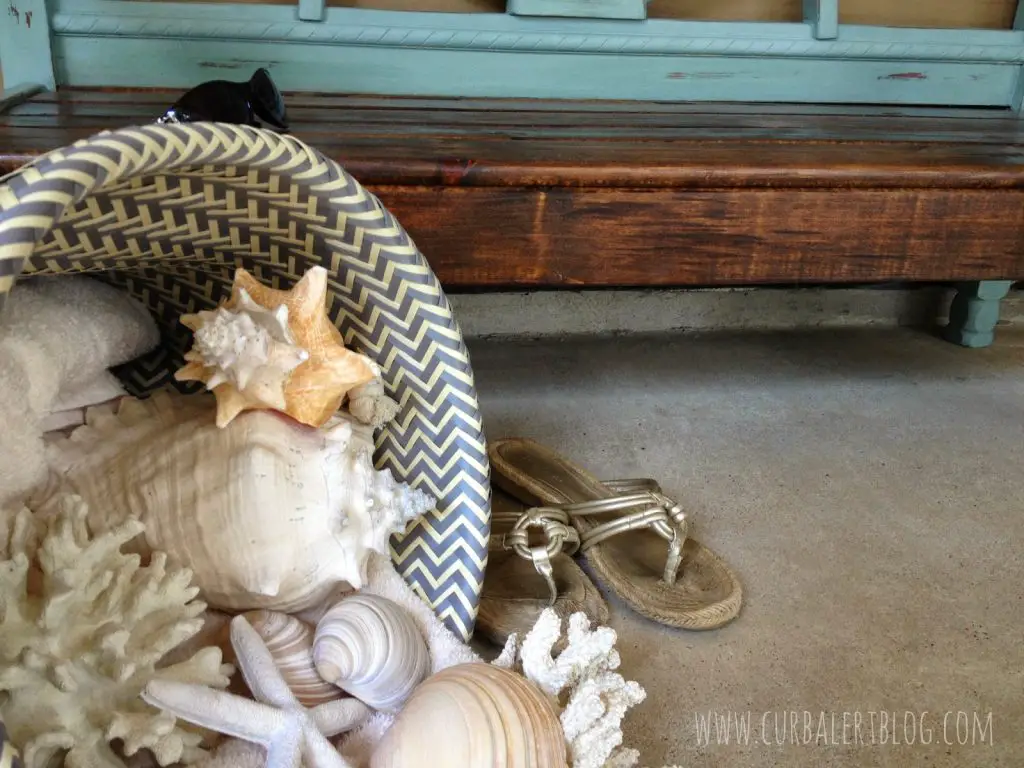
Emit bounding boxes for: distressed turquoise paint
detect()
[42,0,1022,106]
[1014,0,1024,111]
[803,0,838,41]
[1013,68,1024,111]
[48,1,1024,62]
[42,0,1024,103]
[0,85,44,114]
[507,0,646,21]
[297,0,326,23]
[0,0,55,91]
[945,281,1015,348]
[51,37,1020,104]
[33,0,1024,104]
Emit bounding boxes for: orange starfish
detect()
[176,266,377,428]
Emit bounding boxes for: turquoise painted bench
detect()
[1,0,1022,346]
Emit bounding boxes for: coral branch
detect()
[0,504,43,560]
[560,672,646,768]
[490,609,646,768]
[519,611,620,699]
[0,494,234,768]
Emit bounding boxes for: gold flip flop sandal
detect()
[488,437,743,630]
[476,487,609,646]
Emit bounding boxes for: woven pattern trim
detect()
[0,122,491,641]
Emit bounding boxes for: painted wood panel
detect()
[839,0,1016,30]
[7,0,1024,105]
[651,0,1016,28]
[128,0,1019,29]
[0,0,55,90]
[44,0,1024,103]
[151,0,508,10]
[648,0,800,21]
[51,36,1020,105]
[331,0,503,12]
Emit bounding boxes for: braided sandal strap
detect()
[556,486,688,586]
[488,478,688,595]
[488,507,581,606]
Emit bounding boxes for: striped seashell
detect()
[244,610,343,707]
[312,594,429,712]
[370,663,567,768]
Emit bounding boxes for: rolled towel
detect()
[0,276,160,506]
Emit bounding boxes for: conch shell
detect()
[370,663,568,767]
[43,390,436,613]
[176,266,379,428]
[313,594,429,712]
[243,610,343,707]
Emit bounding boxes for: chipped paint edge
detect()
[0,0,55,91]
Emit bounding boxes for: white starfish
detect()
[142,615,370,768]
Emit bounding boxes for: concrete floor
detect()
[467,327,1024,768]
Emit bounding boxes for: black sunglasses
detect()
[156,68,289,131]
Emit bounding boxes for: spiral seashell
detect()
[370,662,568,768]
[312,594,429,712]
[244,610,343,707]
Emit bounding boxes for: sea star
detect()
[176,266,378,429]
[142,615,371,768]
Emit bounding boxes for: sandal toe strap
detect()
[565,489,688,585]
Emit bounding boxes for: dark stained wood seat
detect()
[3,88,1024,294]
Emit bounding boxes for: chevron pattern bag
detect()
[0,123,491,641]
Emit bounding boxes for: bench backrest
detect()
[4,0,1024,109]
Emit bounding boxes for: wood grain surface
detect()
[3,89,1024,288]
[375,186,1024,288]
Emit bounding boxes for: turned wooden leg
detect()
[944,280,1014,348]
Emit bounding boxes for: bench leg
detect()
[944,280,1014,348]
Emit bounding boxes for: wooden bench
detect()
[1,87,1021,346]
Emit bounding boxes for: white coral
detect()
[493,609,646,768]
[0,494,235,768]
[0,503,44,562]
